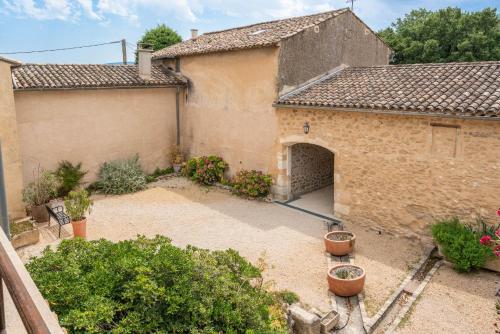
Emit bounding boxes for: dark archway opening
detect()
[288,143,334,216]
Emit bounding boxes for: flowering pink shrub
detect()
[480,235,492,245]
[185,156,227,185]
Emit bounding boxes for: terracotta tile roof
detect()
[276,62,500,118]
[11,64,186,90]
[153,9,349,59]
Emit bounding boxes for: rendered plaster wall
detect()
[291,143,333,195]
[14,88,179,184]
[278,11,391,94]
[174,47,280,176]
[276,107,500,237]
[0,60,24,218]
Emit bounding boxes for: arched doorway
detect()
[287,143,334,216]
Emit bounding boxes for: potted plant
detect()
[327,264,365,297]
[22,168,58,223]
[324,231,355,256]
[170,145,184,173]
[64,189,93,239]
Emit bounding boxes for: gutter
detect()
[12,84,185,92]
[272,104,500,121]
[176,87,181,145]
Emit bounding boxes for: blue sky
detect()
[0,0,496,64]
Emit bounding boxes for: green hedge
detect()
[27,236,288,333]
[432,218,492,272]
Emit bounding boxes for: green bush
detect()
[186,156,227,185]
[22,169,58,206]
[97,155,147,194]
[27,236,289,333]
[55,161,87,197]
[146,167,174,183]
[432,218,492,272]
[231,170,273,198]
[64,189,93,221]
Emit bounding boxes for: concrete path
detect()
[287,186,334,218]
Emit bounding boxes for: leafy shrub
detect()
[22,169,58,206]
[186,156,227,185]
[27,236,289,333]
[97,155,147,194]
[64,189,93,221]
[231,170,273,198]
[55,161,87,197]
[432,218,492,272]
[146,167,174,183]
[273,290,299,305]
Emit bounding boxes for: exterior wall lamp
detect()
[303,122,310,134]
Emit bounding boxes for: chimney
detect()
[191,29,198,39]
[137,43,153,80]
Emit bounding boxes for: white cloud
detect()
[2,0,475,30]
[3,0,74,21]
[2,0,199,23]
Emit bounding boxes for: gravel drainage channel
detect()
[361,248,442,333]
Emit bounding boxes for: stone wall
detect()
[291,143,333,195]
[277,11,391,95]
[275,107,500,237]
[0,59,24,218]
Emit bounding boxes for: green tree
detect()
[136,24,182,62]
[378,7,500,64]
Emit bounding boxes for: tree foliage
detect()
[136,24,182,61]
[378,7,500,64]
[27,236,289,333]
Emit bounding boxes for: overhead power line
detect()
[0,40,122,55]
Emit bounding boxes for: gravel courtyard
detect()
[19,176,493,332]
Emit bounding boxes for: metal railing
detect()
[0,142,64,333]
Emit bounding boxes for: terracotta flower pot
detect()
[29,204,49,223]
[324,231,355,256]
[71,218,87,239]
[327,264,365,297]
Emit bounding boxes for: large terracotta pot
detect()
[327,264,365,297]
[71,218,87,239]
[324,231,355,256]
[29,204,49,223]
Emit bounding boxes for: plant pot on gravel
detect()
[28,204,49,224]
[64,189,93,239]
[324,231,355,256]
[327,264,365,297]
[22,168,58,224]
[170,145,184,173]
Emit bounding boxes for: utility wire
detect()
[0,40,122,55]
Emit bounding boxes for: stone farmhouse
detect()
[0,9,498,237]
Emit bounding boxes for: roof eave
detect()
[272,103,500,121]
[0,56,22,66]
[13,84,186,92]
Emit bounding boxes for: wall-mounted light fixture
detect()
[303,122,310,134]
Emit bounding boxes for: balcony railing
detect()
[0,227,65,333]
[0,142,64,333]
